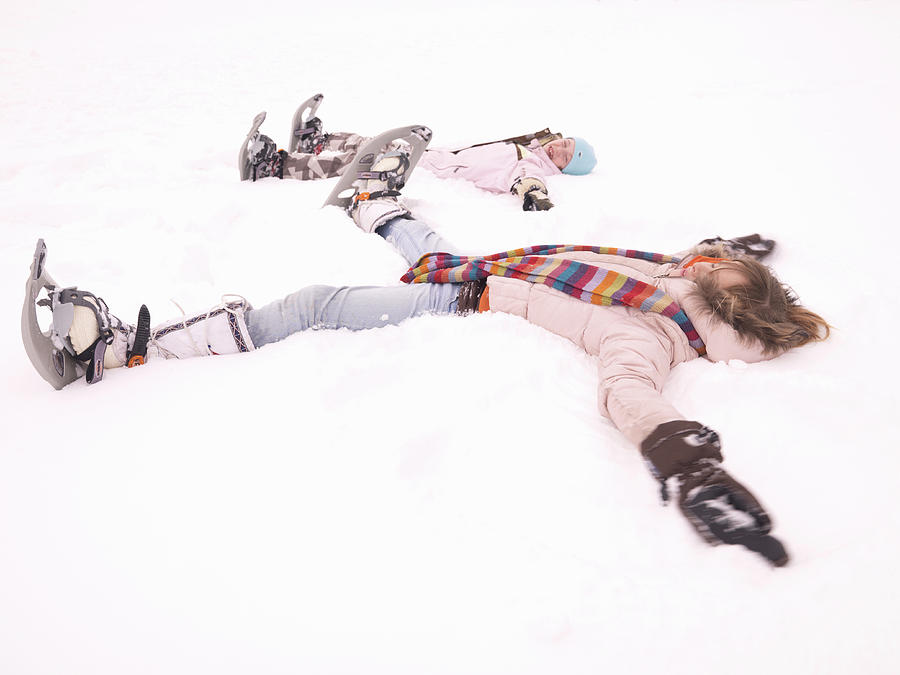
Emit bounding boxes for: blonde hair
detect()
[693,258,831,354]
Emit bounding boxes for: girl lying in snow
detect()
[239,94,596,212]
[25,149,823,568]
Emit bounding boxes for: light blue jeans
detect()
[245,218,460,348]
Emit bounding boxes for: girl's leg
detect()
[375,217,459,265]
[245,282,460,348]
[320,132,367,153]
[282,151,356,181]
[292,133,419,184]
[282,132,370,180]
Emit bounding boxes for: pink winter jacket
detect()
[484,251,776,445]
[420,140,561,195]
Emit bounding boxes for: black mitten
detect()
[456,279,487,315]
[522,189,554,211]
[697,234,776,260]
[641,420,789,567]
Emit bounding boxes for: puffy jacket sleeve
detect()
[487,275,692,447]
[594,316,686,445]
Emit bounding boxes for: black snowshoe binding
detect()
[127,304,151,367]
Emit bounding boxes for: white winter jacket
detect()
[484,252,774,444]
[420,139,561,195]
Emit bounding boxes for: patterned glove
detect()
[511,176,554,211]
[640,420,789,567]
[522,190,554,211]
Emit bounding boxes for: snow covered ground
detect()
[3,1,900,672]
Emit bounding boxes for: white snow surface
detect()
[3,1,900,673]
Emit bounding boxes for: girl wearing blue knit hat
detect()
[241,94,597,213]
[551,136,597,176]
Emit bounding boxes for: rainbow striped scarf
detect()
[401,244,706,355]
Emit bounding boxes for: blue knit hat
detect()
[562,137,596,175]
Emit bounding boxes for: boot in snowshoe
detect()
[238,111,267,181]
[347,149,414,232]
[22,239,136,388]
[248,134,286,181]
[323,125,432,232]
[22,240,257,390]
[288,93,325,153]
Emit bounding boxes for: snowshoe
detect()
[238,111,268,181]
[22,240,257,390]
[21,239,133,389]
[288,92,325,154]
[323,124,432,210]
